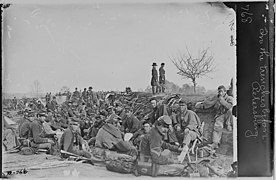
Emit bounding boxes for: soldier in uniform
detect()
[139,115,182,176]
[28,114,57,154]
[151,63,158,94]
[147,98,168,125]
[72,88,80,101]
[171,99,202,162]
[123,107,142,134]
[87,86,98,106]
[159,63,166,93]
[196,85,233,149]
[12,97,17,110]
[82,88,88,102]
[36,100,45,112]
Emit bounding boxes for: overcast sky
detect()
[3,2,236,93]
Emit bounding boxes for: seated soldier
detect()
[123,107,142,134]
[139,115,182,167]
[172,99,202,163]
[129,121,151,147]
[60,123,91,158]
[147,98,178,146]
[29,113,57,155]
[95,115,137,157]
[87,115,105,146]
[147,98,168,125]
[114,102,127,124]
[18,110,35,140]
[36,100,45,112]
[43,112,59,134]
[56,106,70,129]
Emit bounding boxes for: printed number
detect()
[241,16,253,24]
[241,4,253,24]
[241,4,250,11]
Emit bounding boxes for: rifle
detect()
[60,150,94,165]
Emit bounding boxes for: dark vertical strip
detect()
[237,2,273,176]
[1,4,4,177]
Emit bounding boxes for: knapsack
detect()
[105,151,136,174]
[20,147,36,155]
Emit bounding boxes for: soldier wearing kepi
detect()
[196,85,233,149]
[151,63,158,94]
[171,99,202,163]
[159,63,166,93]
[139,115,182,176]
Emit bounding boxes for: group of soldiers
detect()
[151,62,166,94]
[4,82,234,176]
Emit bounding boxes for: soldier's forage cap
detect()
[89,86,93,89]
[161,63,165,66]
[158,115,172,125]
[152,62,157,66]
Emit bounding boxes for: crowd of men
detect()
[3,83,233,164]
[3,83,233,176]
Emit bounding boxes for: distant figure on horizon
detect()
[151,62,158,94]
[159,63,166,93]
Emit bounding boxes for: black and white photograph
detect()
[4,0,270,178]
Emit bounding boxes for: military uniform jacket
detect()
[141,127,178,164]
[123,114,142,133]
[148,104,168,125]
[172,110,201,133]
[30,119,49,144]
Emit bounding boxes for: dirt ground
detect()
[3,152,233,179]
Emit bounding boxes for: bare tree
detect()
[171,47,215,93]
[31,80,43,97]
